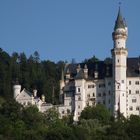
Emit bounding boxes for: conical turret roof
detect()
[114,7,126,30]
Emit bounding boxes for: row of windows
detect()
[97,99,111,105]
[129,106,139,111]
[99,84,105,88]
[87,93,95,98]
[62,109,71,114]
[129,81,139,85]
[88,82,111,89]
[129,90,139,94]
[88,85,95,88]
[98,91,111,97]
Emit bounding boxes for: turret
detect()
[112,6,128,118]
[76,64,81,73]
[112,6,128,49]
[83,64,88,79]
[13,80,21,99]
[66,68,70,80]
[59,69,65,104]
[41,94,45,102]
[94,64,98,79]
[33,89,37,97]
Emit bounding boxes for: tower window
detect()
[129,81,131,85]
[78,88,80,92]
[132,99,137,103]
[78,96,81,100]
[118,59,119,63]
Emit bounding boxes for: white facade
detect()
[14,8,140,121]
[13,84,53,113]
[59,8,140,121]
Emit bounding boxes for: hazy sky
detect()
[0,0,140,62]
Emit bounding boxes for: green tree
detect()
[80,105,111,124]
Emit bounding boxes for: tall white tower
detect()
[111,7,128,117]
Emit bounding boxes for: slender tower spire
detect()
[61,68,64,81]
[111,5,128,118]
[59,68,65,104]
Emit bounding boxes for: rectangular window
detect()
[87,94,90,97]
[78,96,81,100]
[98,93,101,97]
[136,106,139,111]
[78,88,80,92]
[132,99,137,103]
[135,81,139,85]
[136,90,139,94]
[129,106,133,111]
[129,81,131,85]
[129,90,131,94]
[88,85,94,88]
[108,82,111,86]
[62,110,65,114]
[69,102,72,106]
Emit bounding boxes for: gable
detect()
[16,89,32,100]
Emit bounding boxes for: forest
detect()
[0,98,140,140]
[0,48,65,104]
[0,48,140,140]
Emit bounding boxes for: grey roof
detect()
[127,57,140,77]
[65,57,140,80]
[114,7,126,30]
[75,69,85,79]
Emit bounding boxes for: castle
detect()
[14,7,140,121]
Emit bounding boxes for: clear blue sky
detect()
[0,0,140,62]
